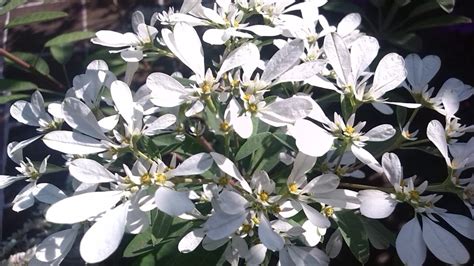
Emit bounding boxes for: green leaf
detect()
[437,0,455,13]
[386,32,422,52]
[6,52,50,75]
[86,49,127,75]
[6,11,68,28]
[406,1,442,19]
[45,31,96,47]
[0,93,29,104]
[360,216,396,249]
[0,79,38,92]
[272,132,297,152]
[153,219,196,261]
[322,0,366,15]
[152,211,174,240]
[132,253,156,266]
[235,132,272,161]
[395,106,407,128]
[399,145,443,157]
[50,44,73,65]
[123,228,155,258]
[0,0,27,16]
[335,211,370,264]
[157,244,226,265]
[405,15,472,32]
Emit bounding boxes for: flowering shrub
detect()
[1,0,473,265]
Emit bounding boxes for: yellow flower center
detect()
[259,191,269,202]
[200,81,213,94]
[409,190,420,201]
[140,173,152,185]
[248,103,258,113]
[323,206,334,217]
[241,224,252,234]
[218,176,230,186]
[288,182,298,193]
[307,35,317,44]
[155,173,167,184]
[219,122,231,133]
[251,216,260,225]
[345,126,355,135]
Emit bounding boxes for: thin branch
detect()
[0,48,65,91]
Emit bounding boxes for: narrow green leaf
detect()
[132,253,156,266]
[0,0,27,16]
[50,44,73,65]
[0,93,29,104]
[406,1,442,19]
[123,228,155,258]
[0,79,38,92]
[235,132,271,161]
[45,31,96,47]
[360,216,396,249]
[437,0,455,13]
[386,32,422,52]
[153,219,196,261]
[6,11,68,28]
[152,211,174,240]
[272,132,297,152]
[5,52,50,75]
[399,145,443,157]
[395,106,407,128]
[405,15,472,32]
[335,211,370,264]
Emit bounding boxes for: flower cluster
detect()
[1,0,473,265]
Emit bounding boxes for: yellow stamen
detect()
[248,103,258,113]
[155,173,167,184]
[259,191,269,202]
[288,182,298,193]
[409,190,420,201]
[219,122,231,133]
[323,207,334,217]
[241,224,252,234]
[140,173,152,185]
[218,176,230,186]
[345,126,355,135]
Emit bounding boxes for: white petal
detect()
[422,215,469,264]
[0,175,25,189]
[288,152,316,183]
[302,174,340,195]
[12,184,35,212]
[204,211,245,240]
[364,124,396,142]
[147,72,188,107]
[351,145,383,173]
[142,114,176,135]
[337,13,361,36]
[80,203,128,263]
[258,214,284,251]
[396,217,426,266]
[382,153,402,186]
[259,96,313,127]
[315,189,360,209]
[371,53,407,97]
[111,80,135,127]
[323,33,353,86]
[301,203,331,228]
[246,244,267,265]
[217,42,260,78]
[178,228,205,253]
[42,131,107,155]
[233,114,253,139]
[33,183,66,204]
[261,39,304,83]
[10,101,39,126]
[438,213,474,240]
[301,220,322,247]
[210,152,251,192]
[405,54,440,90]
[35,228,78,262]
[358,190,396,219]
[288,119,334,157]
[275,61,325,84]
[8,135,42,164]
[98,115,119,132]
[217,190,247,215]
[326,230,343,258]
[168,153,213,176]
[62,97,107,140]
[172,23,205,78]
[202,28,228,45]
[243,25,281,36]
[350,36,379,78]
[45,191,123,224]
[69,158,116,183]
[154,187,194,216]
[426,120,451,166]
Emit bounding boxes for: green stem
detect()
[400,138,430,147]
[339,182,394,193]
